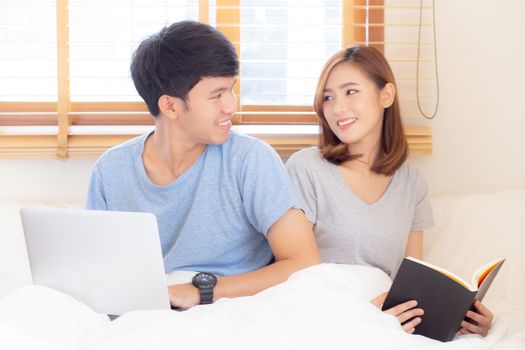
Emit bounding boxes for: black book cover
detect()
[382,258,477,342]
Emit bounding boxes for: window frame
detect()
[0,0,432,159]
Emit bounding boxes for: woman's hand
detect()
[371,292,424,334]
[459,299,493,336]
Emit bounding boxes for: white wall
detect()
[1,0,524,201]
[408,0,525,195]
[0,159,95,202]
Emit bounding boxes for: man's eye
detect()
[347,89,357,95]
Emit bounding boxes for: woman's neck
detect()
[345,139,381,172]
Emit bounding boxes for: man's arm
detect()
[214,208,320,298]
[168,208,320,308]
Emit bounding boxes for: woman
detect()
[286,46,493,336]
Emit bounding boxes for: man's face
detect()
[175,76,237,145]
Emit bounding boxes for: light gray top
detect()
[286,147,434,278]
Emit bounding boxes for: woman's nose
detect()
[333,98,349,115]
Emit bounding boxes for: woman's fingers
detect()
[370,292,388,308]
[460,320,483,335]
[461,300,493,337]
[384,300,418,317]
[382,299,424,333]
[397,307,424,324]
[472,300,494,326]
[402,316,422,333]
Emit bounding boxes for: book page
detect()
[471,258,505,288]
[406,257,473,290]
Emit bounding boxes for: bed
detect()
[1,189,524,349]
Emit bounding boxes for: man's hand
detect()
[459,299,493,336]
[371,292,424,334]
[168,283,200,309]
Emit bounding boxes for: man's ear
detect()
[157,95,178,120]
[380,82,396,108]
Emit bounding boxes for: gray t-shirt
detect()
[286,147,434,277]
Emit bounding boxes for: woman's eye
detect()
[323,95,332,102]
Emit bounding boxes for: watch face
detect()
[193,272,217,288]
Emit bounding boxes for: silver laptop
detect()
[20,207,171,316]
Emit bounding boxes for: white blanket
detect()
[0,264,510,350]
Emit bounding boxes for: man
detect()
[86,21,320,309]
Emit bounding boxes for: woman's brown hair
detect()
[314,46,407,176]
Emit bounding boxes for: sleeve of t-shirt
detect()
[238,140,300,237]
[285,151,317,225]
[85,164,108,210]
[411,171,434,231]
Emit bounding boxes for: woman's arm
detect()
[405,231,423,259]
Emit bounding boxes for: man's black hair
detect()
[130,21,239,116]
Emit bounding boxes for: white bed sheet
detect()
[0,264,514,350]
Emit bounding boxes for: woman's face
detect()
[322,62,391,151]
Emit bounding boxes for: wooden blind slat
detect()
[56,0,70,159]
[199,0,209,24]
[342,0,355,48]
[0,114,57,126]
[0,102,56,113]
[216,0,241,124]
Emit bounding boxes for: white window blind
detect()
[0,0,57,102]
[235,0,341,107]
[0,0,378,126]
[0,0,432,158]
[212,0,346,123]
[69,0,198,102]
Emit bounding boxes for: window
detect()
[0,0,431,158]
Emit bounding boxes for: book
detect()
[382,257,505,342]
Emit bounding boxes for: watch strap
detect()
[199,287,214,304]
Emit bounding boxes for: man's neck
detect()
[143,122,206,186]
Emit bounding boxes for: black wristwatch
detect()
[192,272,217,305]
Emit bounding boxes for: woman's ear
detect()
[380,82,396,108]
[157,95,178,120]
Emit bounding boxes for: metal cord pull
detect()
[416,0,440,120]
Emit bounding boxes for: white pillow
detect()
[425,189,525,306]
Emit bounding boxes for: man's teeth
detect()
[337,118,356,126]
[218,120,231,126]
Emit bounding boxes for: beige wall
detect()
[1,0,525,201]
[407,0,525,195]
